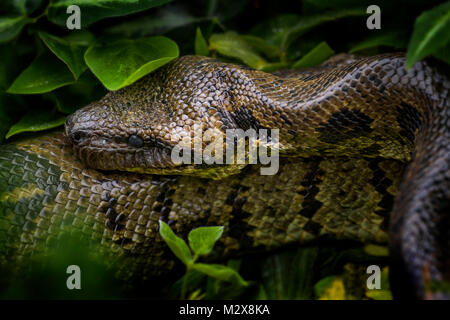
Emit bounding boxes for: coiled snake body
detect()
[0,53,448,299]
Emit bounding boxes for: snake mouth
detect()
[72,143,245,179]
[68,134,247,179]
[67,130,177,171]
[72,144,176,171]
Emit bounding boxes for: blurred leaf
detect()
[188,226,223,256]
[107,4,205,37]
[433,41,450,64]
[39,32,88,79]
[187,289,205,300]
[314,275,336,297]
[292,41,334,68]
[169,270,206,297]
[255,285,268,300]
[363,244,389,257]
[0,16,29,43]
[251,14,300,47]
[7,52,75,94]
[366,290,393,300]
[203,0,249,22]
[282,9,365,51]
[259,62,289,73]
[6,108,66,139]
[350,30,409,53]
[0,0,43,15]
[406,1,450,68]
[302,0,381,13]
[159,221,192,265]
[0,230,125,299]
[84,36,178,90]
[260,247,320,299]
[240,35,281,59]
[192,263,248,286]
[365,267,392,300]
[251,8,366,53]
[209,32,268,69]
[47,0,174,27]
[0,44,23,91]
[315,276,346,300]
[286,36,322,61]
[64,30,96,46]
[195,27,209,56]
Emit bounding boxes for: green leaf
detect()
[195,27,210,56]
[0,44,23,91]
[260,247,320,299]
[192,263,248,286]
[283,9,365,51]
[84,36,179,91]
[209,32,268,69]
[350,30,409,53]
[47,0,173,27]
[363,244,389,257]
[286,36,322,61]
[292,41,334,68]
[0,0,44,15]
[302,0,381,13]
[365,290,393,300]
[251,14,302,47]
[240,35,280,59]
[366,267,392,300]
[433,41,450,64]
[39,32,88,79]
[188,226,223,256]
[0,16,29,43]
[169,270,206,298]
[64,30,96,46]
[314,275,337,297]
[158,221,192,265]
[406,1,450,69]
[106,4,205,38]
[259,62,289,73]
[6,109,66,139]
[251,8,366,53]
[7,52,75,94]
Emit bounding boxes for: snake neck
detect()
[229,53,419,161]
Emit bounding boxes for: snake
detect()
[0,53,448,299]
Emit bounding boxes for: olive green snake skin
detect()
[0,53,449,299]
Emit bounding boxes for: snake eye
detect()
[128,134,144,148]
[71,131,86,144]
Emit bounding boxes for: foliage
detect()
[406,1,450,68]
[159,221,248,299]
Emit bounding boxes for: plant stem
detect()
[181,255,198,300]
[181,268,190,300]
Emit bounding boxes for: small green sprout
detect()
[158,221,249,299]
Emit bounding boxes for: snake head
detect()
[65,56,259,179]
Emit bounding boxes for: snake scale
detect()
[0,53,448,299]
